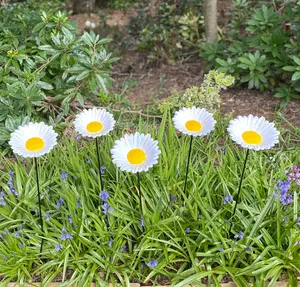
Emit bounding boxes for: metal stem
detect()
[183,136,194,200]
[34,157,44,253]
[137,172,145,232]
[228,149,250,235]
[95,137,104,191]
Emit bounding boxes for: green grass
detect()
[0,111,299,286]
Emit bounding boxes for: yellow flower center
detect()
[127,148,146,164]
[25,137,45,152]
[242,131,262,145]
[86,121,103,133]
[185,120,202,132]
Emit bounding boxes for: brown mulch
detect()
[69,8,300,128]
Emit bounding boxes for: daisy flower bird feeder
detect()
[111,132,161,231]
[227,115,280,235]
[9,122,58,252]
[173,106,216,199]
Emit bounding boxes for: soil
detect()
[69,6,300,128]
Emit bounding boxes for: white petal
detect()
[110,132,161,173]
[9,122,58,158]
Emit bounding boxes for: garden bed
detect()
[4,281,297,286]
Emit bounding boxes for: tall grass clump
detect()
[0,111,299,286]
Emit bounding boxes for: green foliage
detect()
[129,1,204,62]
[200,1,300,107]
[238,51,268,90]
[158,70,235,112]
[0,1,118,144]
[0,112,299,285]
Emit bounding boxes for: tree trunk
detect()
[1,0,8,6]
[204,0,218,44]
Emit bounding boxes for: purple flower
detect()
[87,157,91,164]
[246,246,251,251]
[275,180,293,206]
[7,171,18,197]
[55,244,63,251]
[76,135,81,141]
[77,198,81,208]
[60,234,72,240]
[120,245,126,252]
[288,166,300,185]
[108,238,113,247]
[69,215,73,224]
[219,248,225,252]
[0,199,6,206]
[296,218,300,227]
[61,172,68,181]
[13,231,20,238]
[185,227,190,233]
[45,213,50,222]
[102,203,113,215]
[146,259,158,268]
[60,229,73,241]
[100,190,109,202]
[3,229,8,235]
[19,243,24,248]
[140,217,144,227]
[234,231,244,240]
[223,195,233,204]
[294,240,300,246]
[100,166,106,175]
[56,198,64,209]
[3,256,8,261]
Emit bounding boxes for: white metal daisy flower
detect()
[173,106,216,136]
[111,132,161,173]
[9,122,58,158]
[74,108,115,138]
[227,115,280,151]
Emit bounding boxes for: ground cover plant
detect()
[0,110,300,286]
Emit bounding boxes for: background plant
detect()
[201,1,300,107]
[0,1,118,145]
[159,70,235,113]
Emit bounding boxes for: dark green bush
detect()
[200,1,300,107]
[0,0,118,145]
[128,0,204,62]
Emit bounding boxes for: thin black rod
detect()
[95,137,104,191]
[183,136,194,200]
[137,172,145,232]
[228,149,250,235]
[34,157,44,253]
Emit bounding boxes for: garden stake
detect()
[34,157,44,253]
[137,172,145,232]
[95,137,110,229]
[182,136,194,203]
[95,137,104,192]
[228,149,250,235]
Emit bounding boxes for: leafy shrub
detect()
[0,1,118,144]
[200,1,300,107]
[129,1,204,61]
[158,70,234,113]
